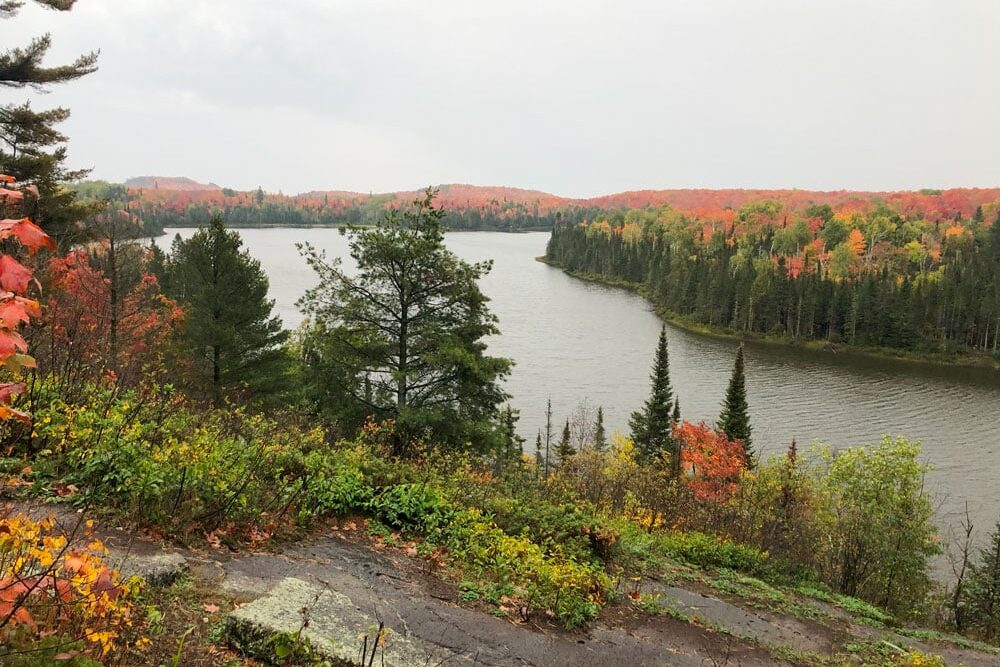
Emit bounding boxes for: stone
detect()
[226,577,456,666]
[114,550,188,587]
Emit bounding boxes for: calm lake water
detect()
[160,228,1000,544]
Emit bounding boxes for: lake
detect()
[159,228,1000,544]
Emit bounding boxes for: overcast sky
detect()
[6,0,999,197]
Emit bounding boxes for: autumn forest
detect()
[2,2,1000,666]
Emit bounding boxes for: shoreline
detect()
[537,255,1000,374]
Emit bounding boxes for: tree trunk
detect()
[212,344,221,408]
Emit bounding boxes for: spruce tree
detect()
[166,217,289,406]
[593,406,608,451]
[629,325,674,461]
[719,343,753,462]
[499,405,524,465]
[543,398,554,475]
[672,396,681,423]
[556,418,575,463]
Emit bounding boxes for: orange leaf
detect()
[0,295,40,328]
[63,554,85,574]
[0,219,55,253]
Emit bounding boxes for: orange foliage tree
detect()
[0,174,54,420]
[674,421,746,503]
[39,247,182,388]
[0,175,144,662]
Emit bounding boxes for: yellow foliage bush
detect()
[0,511,143,663]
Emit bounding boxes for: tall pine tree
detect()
[556,418,575,463]
[165,217,289,406]
[719,343,753,462]
[593,406,607,451]
[629,325,675,462]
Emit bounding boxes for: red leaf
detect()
[0,329,27,358]
[0,255,35,293]
[0,382,26,405]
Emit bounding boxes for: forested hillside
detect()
[546,197,1000,359]
[84,178,1000,237]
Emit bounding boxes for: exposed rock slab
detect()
[647,583,833,654]
[227,577,454,666]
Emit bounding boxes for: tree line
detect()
[545,201,1000,357]
[111,191,607,234]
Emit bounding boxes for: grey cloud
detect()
[7,0,999,195]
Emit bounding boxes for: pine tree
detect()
[166,216,289,406]
[534,432,543,469]
[593,406,608,451]
[719,343,753,462]
[672,396,681,423]
[298,190,511,453]
[1,2,99,243]
[629,325,674,461]
[556,418,575,463]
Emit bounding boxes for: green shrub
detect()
[26,381,332,539]
[474,492,612,563]
[368,483,456,534]
[298,448,373,519]
[656,530,768,573]
[812,437,938,615]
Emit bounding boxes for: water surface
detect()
[159,228,1000,542]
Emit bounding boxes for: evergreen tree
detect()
[534,432,543,469]
[629,325,674,461]
[299,189,511,454]
[672,396,681,423]
[963,521,1000,640]
[593,406,607,451]
[1,2,99,243]
[499,405,524,465]
[542,398,554,475]
[556,418,575,463]
[165,217,289,406]
[719,343,753,462]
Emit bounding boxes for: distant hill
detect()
[125,176,222,191]
[122,176,1000,233]
[126,178,1000,215]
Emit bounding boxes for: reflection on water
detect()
[160,228,1000,546]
